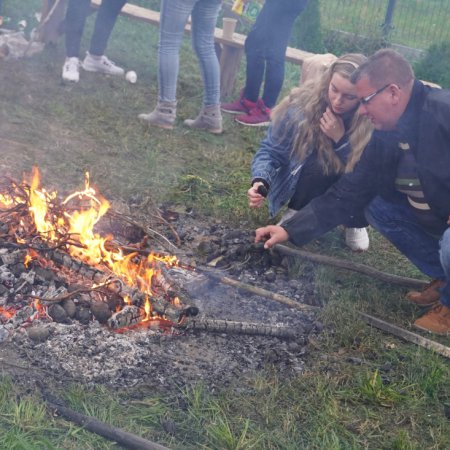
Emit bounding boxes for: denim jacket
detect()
[251,111,351,217]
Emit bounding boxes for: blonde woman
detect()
[249,53,373,250]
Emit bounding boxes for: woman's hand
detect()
[248,181,266,208]
[319,107,345,143]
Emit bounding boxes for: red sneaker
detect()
[235,99,271,127]
[221,91,255,115]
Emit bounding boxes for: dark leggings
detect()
[288,154,368,228]
[65,0,126,58]
[244,0,308,108]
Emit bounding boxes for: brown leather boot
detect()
[138,101,177,130]
[413,304,450,335]
[406,279,445,306]
[184,104,223,134]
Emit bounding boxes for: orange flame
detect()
[144,296,151,320]
[28,167,59,240]
[24,254,33,268]
[24,167,179,320]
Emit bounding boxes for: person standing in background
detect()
[62,0,126,83]
[222,0,309,127]
[139,0,223,134]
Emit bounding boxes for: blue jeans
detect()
[244,0,308,108]
[158,0,222,105]
[65,0,126,57]
[365,196,450,307]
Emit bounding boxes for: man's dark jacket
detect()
[282,80,450,246]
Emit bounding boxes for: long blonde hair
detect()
[272,53,373,175]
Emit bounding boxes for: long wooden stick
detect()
[360,312,450,359]
[46,400,171,450]
[199,269,318,312]
[272,244,428,289]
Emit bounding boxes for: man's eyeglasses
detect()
[360,84,390,105]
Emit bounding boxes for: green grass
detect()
[1,1,450,449]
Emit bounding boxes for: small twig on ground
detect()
[0,358,30,371]
[28,279,119,303]
[360,312,450,359]
[106,210,179,251]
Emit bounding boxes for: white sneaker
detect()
[345,227,370,251]
[82,52,125,76]
[62,57,80,82]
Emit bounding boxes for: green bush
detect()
[414,41,450,89]
[323,29,388,56]
[290,0,324,53]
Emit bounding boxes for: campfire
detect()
[0,167,196,336]
[0,168,317,388]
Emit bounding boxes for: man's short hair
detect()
[351,48,414,87]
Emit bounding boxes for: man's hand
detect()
[255,225,289,249]
[447,215,450,226]
[248,181,266,208]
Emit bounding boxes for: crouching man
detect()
[255,49,450,335]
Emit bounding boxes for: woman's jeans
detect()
[366,196,450,307]
[158,0,222,105]
[244,0,308,108]
[65,0,126,58]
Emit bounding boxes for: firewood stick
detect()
[45,400,171,450]
[101,248,317,312]
[194,269,318,312]
[269,244,428,289]
[360,312,450,359]
[180,318,299,339]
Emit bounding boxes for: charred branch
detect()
[196,268,318,312]
[179,318,300,339]
[106,209,180,250]
[43,395,171,450]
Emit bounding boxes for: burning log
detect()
[108,305,146,329]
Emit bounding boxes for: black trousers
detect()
[243,0,308,108]
[288,154,368,228]
[65,0,126,58]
